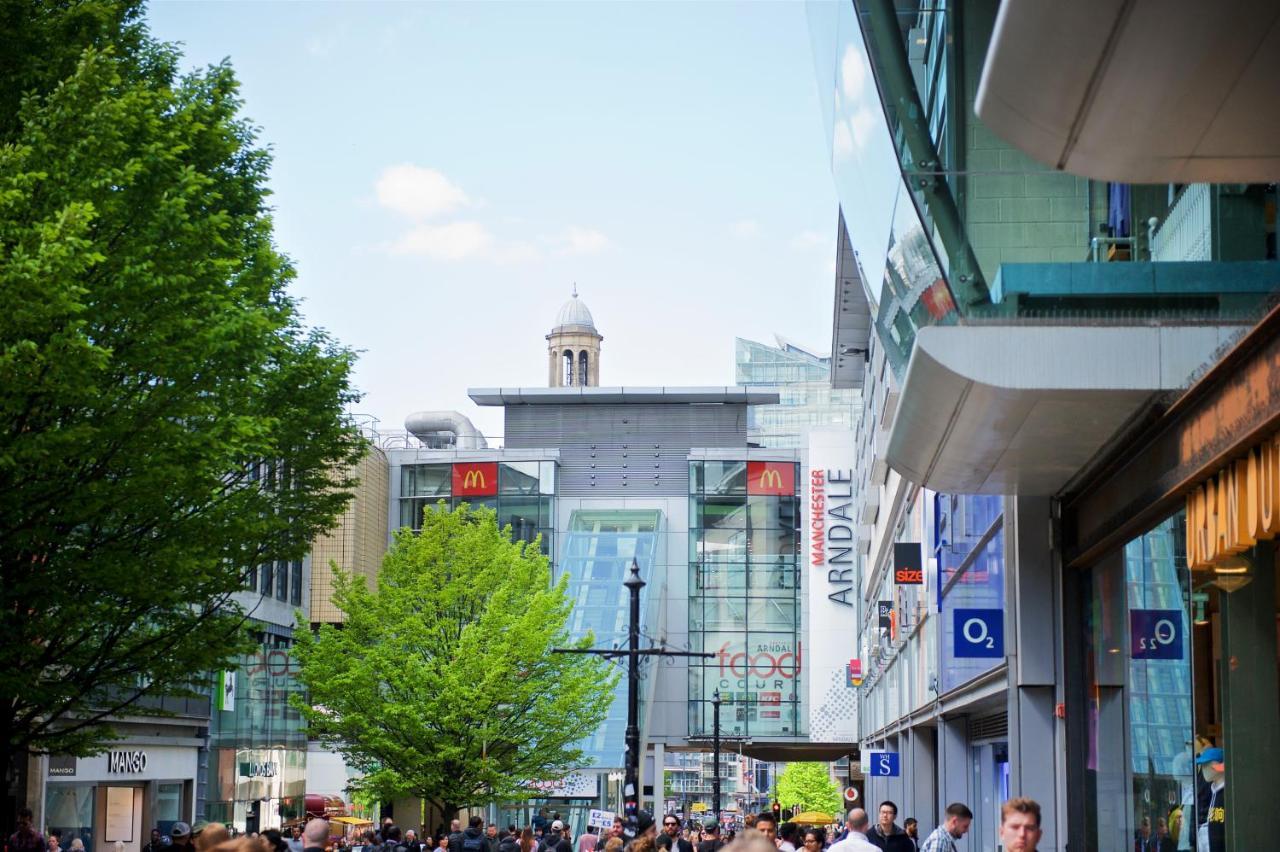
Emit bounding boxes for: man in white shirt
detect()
[828,811,877,852]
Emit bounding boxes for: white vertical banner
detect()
[806,428,858,742]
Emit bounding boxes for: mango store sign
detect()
[806,429,858,743]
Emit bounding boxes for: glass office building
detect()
[735,337,857,448]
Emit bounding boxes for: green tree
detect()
[293,504,617,816]
[775,762,842,816]
[0,0,363,791]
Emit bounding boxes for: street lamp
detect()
[712,689,721,831]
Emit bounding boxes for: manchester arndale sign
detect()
[806,429,858,743]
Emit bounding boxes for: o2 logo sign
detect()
[953,609,1004,659]
[1130,609,1183,660]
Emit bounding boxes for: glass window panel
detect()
[498,496,541,545]
[701,496,748,530]
[539,461,556,495]
[275,560,288,602]
[290,561,302,606]
[749,562,798,591]
[499,461,541,495]
[45,784,96,852]
[693,562,747,593]
[703,461,747,495]
[747,597,797,630]
[260,562,273,597]
[696,528,748,563]
[400,464,450,498]
[749,527,798,558]
[689,462,703,495]
[748,495,799,530]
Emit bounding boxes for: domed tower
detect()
[547,285,602,387]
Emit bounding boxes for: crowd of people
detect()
[7,795,1045,852]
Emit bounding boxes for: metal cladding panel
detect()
[504,403,750,495]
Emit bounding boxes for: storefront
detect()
[1063,307,1280,851]
[43,745,197,852]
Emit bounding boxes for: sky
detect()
[146,1,839,442]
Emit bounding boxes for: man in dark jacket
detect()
[458,818,488,852]
[655,816,691,852]
[865,803,912,852]
[538,822,571,852]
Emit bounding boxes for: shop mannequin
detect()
[1194,748,1225,852]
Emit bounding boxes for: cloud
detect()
[841,44,867,101]
[387,221,493,260]
[375,165,471,219]
[833,121,854,161]
[730,219,761,239]
[790,230,826,251]
[558,226,611,256]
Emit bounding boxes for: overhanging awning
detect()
[886,324,1243,495]
[975,0,1280,182]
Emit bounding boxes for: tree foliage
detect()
[0,1,363,767]
[293,504,617,814]
[775,762,842,816]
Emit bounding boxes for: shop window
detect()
[45,784,95,852]
[290,560,302,607]
[275,561,288,602]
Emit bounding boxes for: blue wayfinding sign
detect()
[869,752,899,777]
[1130,609,1183,660]
[954,609,1004,658]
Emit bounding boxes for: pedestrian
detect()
[997,798,1042,852]
[9,810,46,852]
[601,840,622,852]
[777,825,798,852]
[454,819,485,852]
[538,823,570,852]
[751,814,777,846]
[695,824,722,852]
[498,831,520,852]
[801,828,826,852]
[900,821,916,852]
[656,817,691,852]
[623,814,656,852]
[864,804,911,852]
[826,810,875,852]
[172,823,198,852]
[147,829,170,852]
[288,827,305,852]
[484,826,500,852]
[576,827,597,852]
[917,804,971,852]
[303,821,329,852]
[68,841,85,852]
[448,821,464,852]
[198,825,232,852]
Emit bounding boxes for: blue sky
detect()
[147,1,838,440]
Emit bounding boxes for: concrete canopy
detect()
[975,0,1280,183]
[886,324,1244,495]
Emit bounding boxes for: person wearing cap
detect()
[538,823,571,852]
[1194,747,1225,852]
[171,822,195,852]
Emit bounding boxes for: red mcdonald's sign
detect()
[452,462,498,497]
[747,461,794,496]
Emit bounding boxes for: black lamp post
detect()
[553,559,715,838]
[711,689,722,831]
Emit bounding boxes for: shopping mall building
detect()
[807,0,1279,848]
[302,293,864,830]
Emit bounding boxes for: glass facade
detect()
[735,337,858,448]
[398,461,556,553]
[206,632,307,832]
[688,461,804,738]
[1082,514,1196,852]
[935,494,1005,694]
[556,509,663,767]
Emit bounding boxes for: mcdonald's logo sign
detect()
[747,461,795,496]
[452,462,498,497]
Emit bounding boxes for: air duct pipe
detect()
[404,410,488,450]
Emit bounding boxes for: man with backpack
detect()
[382,825,409,852]
[538,822,571,852]
[458,818,488,852]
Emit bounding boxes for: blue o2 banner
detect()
[868,752,900,777]
[1130,609,1183,660]
[953,609,1004,658]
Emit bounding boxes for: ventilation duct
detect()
[404,410,488,450]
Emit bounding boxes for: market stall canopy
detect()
[788,812,836,825]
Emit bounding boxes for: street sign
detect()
[877,600,892,629]
[868,752,899,777]
[691,803,707,813]
[588,810,614,829]
[1130,609,1183,660]
[953,608,1004,658]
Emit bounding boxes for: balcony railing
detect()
[1152,183,1213,262]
